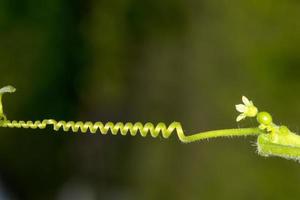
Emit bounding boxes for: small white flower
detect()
[235,96,258,122]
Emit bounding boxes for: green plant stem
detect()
[183,128,264,143]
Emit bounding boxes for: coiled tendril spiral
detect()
[0,85,263,143]
[0,119,262,143]
[1,119,182,137]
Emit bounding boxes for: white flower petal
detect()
[235,104,246,113]
[236,114,246,122]
[242,96,250,106]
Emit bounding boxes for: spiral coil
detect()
[0,119,190,141]
[0,86,272,146]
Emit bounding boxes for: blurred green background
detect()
[0,0,300,199]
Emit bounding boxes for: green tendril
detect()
[1,85,300,162]
[0,119,263,143]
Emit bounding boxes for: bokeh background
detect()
[0,0,300,199]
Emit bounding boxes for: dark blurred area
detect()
[0,0,300,199]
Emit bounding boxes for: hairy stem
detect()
[184,128,264,143]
